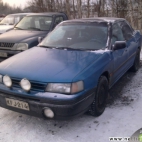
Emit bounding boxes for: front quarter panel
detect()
[73,51,112,91]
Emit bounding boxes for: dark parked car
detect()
[0,17,141,119]
[0,12,68,61]
[0,14,5,22]
[0,13,30,34]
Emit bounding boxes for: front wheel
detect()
[130,48,140,72]
[89,76,109,117]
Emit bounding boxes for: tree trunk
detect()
[77,0,82,18]
[97,0,101,17]
[87,0,90,18]
[66,0,71,19]
[72,0,76,19]
[138,0,142,31]
[129,0,134,27]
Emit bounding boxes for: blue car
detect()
[0,17,141,119]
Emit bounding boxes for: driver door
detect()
[111,23,129,84]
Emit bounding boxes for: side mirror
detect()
[113,41,126,50]
[38,37,43,43]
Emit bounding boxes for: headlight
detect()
[46,81,84,94]
[12,43,28,51]
[3,75,12,87]
[46,83,71,94]
[20,78,31,91]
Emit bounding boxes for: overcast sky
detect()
[3,0,29,7]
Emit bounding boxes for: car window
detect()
[14,16,20,24]
[55,16,64,26]
[111,23,124,45]
[0,15,16,25]
[118,21,133,41]
[125,21,134,32]
[39,22,108,50]
[15,16,52,31]
[19,15,25,21]
[49,27,66,41]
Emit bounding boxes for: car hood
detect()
[0,30,48,42]
[0,25,14,34]
[0,47,105,82]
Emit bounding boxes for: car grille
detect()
[0,42,15,48]
[11,78,47,92]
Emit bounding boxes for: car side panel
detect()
[127,31,141,67]
[72,52,113,90]
[111,47,129,84]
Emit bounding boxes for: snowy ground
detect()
[0,53,142,142]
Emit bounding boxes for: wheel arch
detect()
[101,71,110,85]
[138,46,141,51]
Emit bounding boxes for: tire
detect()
[130,48,140,72]
[89,76,109,117]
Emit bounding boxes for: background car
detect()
[0,12,68,61]
[0,14,5,22]
[0,13,31,34]
[0,17,141,119]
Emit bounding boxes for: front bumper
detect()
[0,89,95,120]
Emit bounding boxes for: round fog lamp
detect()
[43,107,54,118]
[20,78,31,91]
[3,75,12,87]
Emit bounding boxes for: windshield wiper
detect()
[28,27,41,31]
[39,45,99,51]
[15,27,24,30]
[56,47,94,51]
[38,45,55,48]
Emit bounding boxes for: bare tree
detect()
[0,0,23,14]
[128,0,134,27]
[77,0,82,18]
[66,0,71,19]
[72,0,76,18]
[25,0,142,31]
[87,0,90,18]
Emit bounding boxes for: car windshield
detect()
[15,16,52,31]
[39,22,108,50]
[0,15,20,25]
[0,18,3,21]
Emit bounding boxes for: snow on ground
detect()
[0,53,142,142]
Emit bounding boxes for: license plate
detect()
[0,52,7,57]
[5,98,30,111]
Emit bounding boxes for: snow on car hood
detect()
[0,47,106,82]
[0,25,14,34]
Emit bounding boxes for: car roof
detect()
[27,12,66,17]
[63,17,125,23]
[7,13,33,16]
